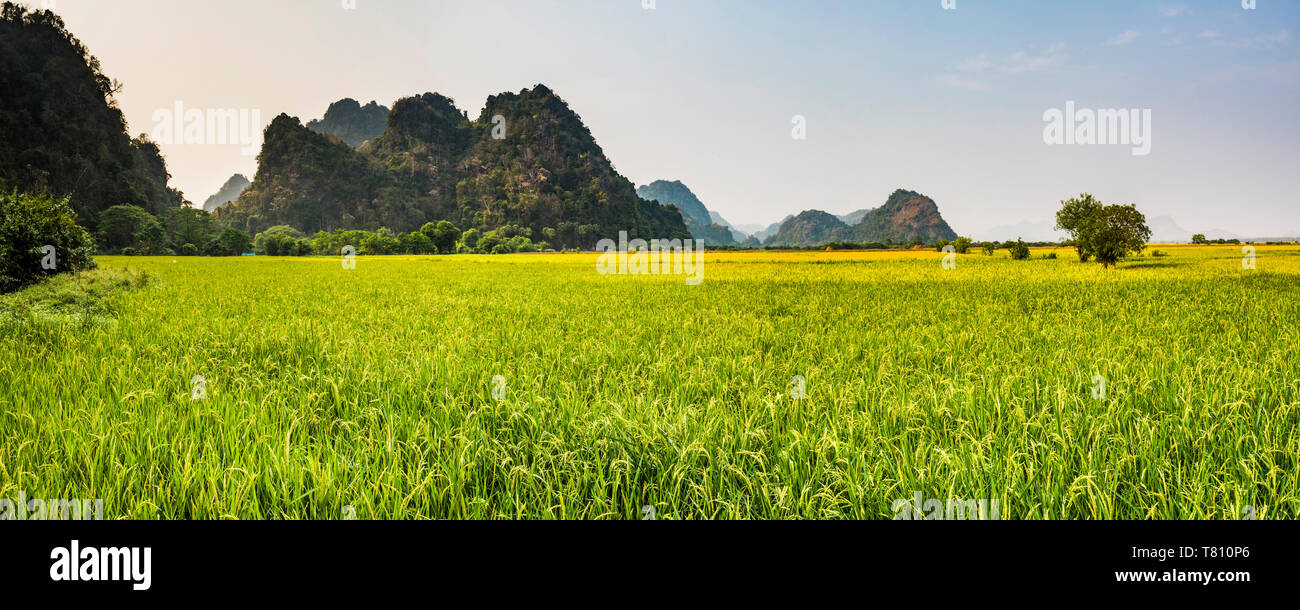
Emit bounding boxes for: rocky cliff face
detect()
[852,189,957,243]
[215,86,690,247]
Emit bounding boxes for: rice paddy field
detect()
[1,244,1297,519]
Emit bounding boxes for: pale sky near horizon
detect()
[44,0,1300,237]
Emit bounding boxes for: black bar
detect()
[0,521,1284,599]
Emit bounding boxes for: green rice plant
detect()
[0,246,1296,519]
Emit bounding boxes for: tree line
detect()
[94,203,562,257]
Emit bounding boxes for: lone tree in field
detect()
[1054,194,1151,268]
[1053,194,1103,262]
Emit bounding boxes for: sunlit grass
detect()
[1,245,1296,519]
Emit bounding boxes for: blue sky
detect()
[54,0,1300,237]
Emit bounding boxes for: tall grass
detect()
[1,246,1296,519]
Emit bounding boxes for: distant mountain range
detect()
[202,174,250,212]
[763,190,958,246]
[635,182,959,247]
[636,180,737,246]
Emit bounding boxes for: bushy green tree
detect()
[460,228,482,252]
[254,225,305,256]
[0,189,97,292]
[1009,238,1030,260]
[164,207,218,253]
[209,227,252,256]
[1087,204,1152,268]
[97,205,155,252]
[475,230,504,254]
[952,236,973,254]
[133,218,168,255]
[360,227,400,255]
[1054,194,1151,268]
[405,231,436,254]
[430,221,460,254]
[1054,194,1104,262]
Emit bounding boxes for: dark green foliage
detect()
[0,3,186,229]
[305,99,390,147]
[427,220,460,253]
[97,205,155,252]
[1009,238,1030,260]
[1088,204,1152,267]
[100,204,223,255]
[210,228,253,256]
[404,231,436,254]
[360,228,401,255]
[133,218,168,255]
[0,189,97,292]
[253,225,305,256]
[1054,194,1152,268]
[952,236,973,254]
[164,206,219,251]
[1054,193,1103,262]
[124,135,187,216]
[215,86,690,248]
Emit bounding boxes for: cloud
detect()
[935,74,992,91]
[1197,30,1220,39]
[954,54,992,72]
[939,44,1065,89]
[1215,30,1291,49]
[1161,5,1187,17]
[1107,30,1141,46]
[1001,44,1065,73]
